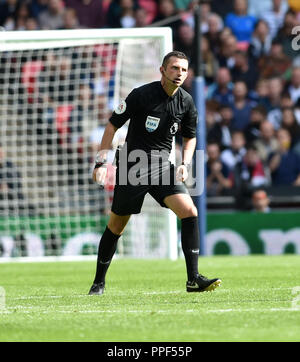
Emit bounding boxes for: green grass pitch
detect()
[0,255,300,342]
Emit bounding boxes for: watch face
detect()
[95,152,106,164]
[95,154,102,163]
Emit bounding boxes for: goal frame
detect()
[0,27,179,261]
[0,28,172,52]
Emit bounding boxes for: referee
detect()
[89,51,221,295]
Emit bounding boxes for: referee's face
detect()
[160,56,188,88]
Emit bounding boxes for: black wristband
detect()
[94,161,107,169]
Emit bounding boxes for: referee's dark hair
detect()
[162,51,188,68]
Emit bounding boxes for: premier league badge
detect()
[115,100,126,114]
[170,122,178,135]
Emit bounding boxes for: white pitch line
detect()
[2,307,299,315]
[11,295,64,301]
[6,286,294,301]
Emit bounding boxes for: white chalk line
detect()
[5,286,293,301]
[1,287,298,314]
[2,300,300,315]
[1,307,300,315]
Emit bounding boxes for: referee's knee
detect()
[179,205,198,219]
[108,212,131,235]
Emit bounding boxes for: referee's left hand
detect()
[176,165,188,183]
[93,166,107,186]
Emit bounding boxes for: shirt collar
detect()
[158,81,179,100]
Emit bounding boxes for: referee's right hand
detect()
[93,166,107,186]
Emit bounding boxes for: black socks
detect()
[181,216,200,282]
[93,226,121,284]
[93,218,200,284]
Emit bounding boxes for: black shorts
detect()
[111,162,188,215]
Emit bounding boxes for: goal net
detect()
[0,28,178,260]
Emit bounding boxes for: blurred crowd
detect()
[1,0,300,211]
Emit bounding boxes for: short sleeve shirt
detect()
[109,81,198,155]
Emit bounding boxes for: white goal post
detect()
[0,28,179,261]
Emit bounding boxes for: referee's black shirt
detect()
[109,81,198,155]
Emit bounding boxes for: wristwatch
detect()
[94,152,107,169]
[181,161,191,171]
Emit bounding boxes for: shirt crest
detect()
[145,116,160,132]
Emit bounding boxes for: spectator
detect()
[14,2,33,31]
[0,144,26,214]
[205,13,224,57]
[260,77,283,114]
[262,0,288,39]
[38,0,65,30]
[138,0,158,24]
[254,120,279,163]
[268,128,300,186]
[206,142,232,196]
[221,130,247,170]
[219,26,233,40]
[152,0,182,41]
[280,91,294,109]
[134,6,149,27]
[267,91,293,130]
[0,0,19,28]
[251,189,271,213]
[234,144,268,188]
[233,144,268,208]
[152,0,177,24]
[30,0,48,19]
[206,67,233,105]
[287,66,300,104]
[65,83,94,186]
[205,99,221,140]
[199,1,212,34]
[244,105,267,143]
[229,81,255,131]
[175,22,195,65]
[231,50,259,91]
[201,36,219,86]
[207,104,233,150]
[118,0,137,28]
[281,107,300,146]
[252,78,269,102]
[65,0,105,28]
[68,83,93,143]
[62,7,80,29]
[25,16,39,30]
[248,20,273,63]
[217,34,238,69]
[258,39,292,79]
[276,10,300,60]
[38,54,77,104]
[182,1,212,33]
[225,0,257,43]
[295,98,300,124]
